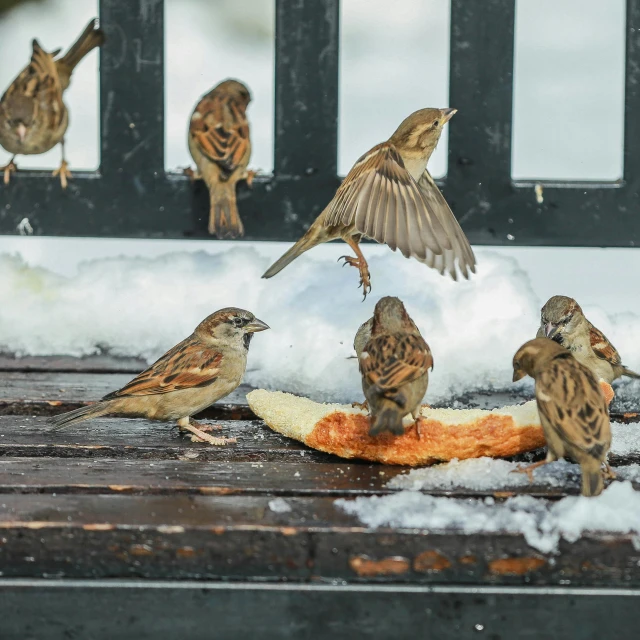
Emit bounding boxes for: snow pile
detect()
[336,481,640,554]
[1,246,640,406]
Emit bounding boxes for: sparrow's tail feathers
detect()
[59,19,105,72]
[580,458,604,497]
[209,181,244,239]
[622,366,640,379]
[262,229,321,279]
[49,401,112,430]
[369,401,405,437]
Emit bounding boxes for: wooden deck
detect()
[1,356,640,638]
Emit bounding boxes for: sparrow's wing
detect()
[190,94,250,175]
[416,169,476,280]
[588,322,622,366]
[360,333,433,391]
[104,336,223,398]
[536,357,610,456]
[323,142,454,260]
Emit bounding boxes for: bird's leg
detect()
[512,451,557,483]
[338,237,372,298]
[183,167,202,181]
[351,400,369,412]
[602,459,617,480]
[176,417,236,446]
[1,156,17,185]
[242,169,258,187]
[411,413,423,440]
[52,140,72,189]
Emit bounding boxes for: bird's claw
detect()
[52,160,72,189]
[351,400,369,412]
[1,160,17,185]
[183,167,202,181]
[337,255,372,299]
[243,169,258,187]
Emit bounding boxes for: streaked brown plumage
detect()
[263,107,476,298]
[512,337,612,497]
[0,19,105,188]
[537,295,639,384]
[188,79,254,239]
[358,297,433,437]
[50,308,269,445]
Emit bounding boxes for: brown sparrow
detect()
[263,108,476,298]
[187,79,255,239]
[358,297,433,436]
[513,337,612,496]
[0,19,105,188]
[536,295,639,384]
[51,308,269,445]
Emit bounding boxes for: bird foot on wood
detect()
[178,419,235,446]
[512,460,548,483]
[1,160,17,185]
[53,160,72,189]
[183,166,202,181]
[243,169,258,187]
[338,255,372,299]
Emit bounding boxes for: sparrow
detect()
[187,79,255,239]
[50,308,269,445]
[358,296,433,437]
[262,107,476,298]
[0,19,105,188]
[537,295,640,384]
[512,337,612,497]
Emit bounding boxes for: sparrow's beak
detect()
[16,122,27,144]
[544,322,558,339]
[512,368,526,383]
[245,318,270,333]
[441,108,457,123]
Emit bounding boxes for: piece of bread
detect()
[247,390,547,466]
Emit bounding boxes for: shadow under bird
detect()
[187,79,255,239]
[537,295,640,384]
[355,296,433,437]
[0,18,105,188]
[512,337,613,497]
[50,308,269,445]
[263,107,476,298]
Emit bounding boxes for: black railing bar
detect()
[623,0,640,182]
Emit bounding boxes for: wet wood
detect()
[0,353,146,373]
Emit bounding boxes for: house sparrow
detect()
[512,337,612,496]
[537,295,639,384]
[262,107,476,298]
[358,297,433,436]
[50,308,269,445]
[0,19,105,188]
[188,79,255,239]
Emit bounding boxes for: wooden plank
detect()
[0,354,146,373]
[1,580,639,640]
[0,494,638,586]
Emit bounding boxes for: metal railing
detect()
[0,0,638,247]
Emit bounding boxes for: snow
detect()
[336,481,640,554]
[268,498,292,514]
[1,247,640,407]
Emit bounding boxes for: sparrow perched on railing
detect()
[187,79,255,239]
[512,337,612,497]
[263,107,476,298]
[537,295,640,384]
[357,297,433,437]
[0,19,105,188]
[50,308,269,445]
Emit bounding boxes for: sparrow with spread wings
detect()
[513,338,613,496]
[357,296,433,437]
[50,308,269,445]
[537,295,639,384]
[0,19,105,188]
[187,79,255,239]
[262,108,476,297]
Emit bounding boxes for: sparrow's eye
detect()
[432,120,440,128]
[232,317,245,327]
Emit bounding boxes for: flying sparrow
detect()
[262,107,476,298]
[50,308,269,445]
[512,337,612,496]
[0,19,105,188]
[537,295,639,384]
[187,79,255,239]
[358,296,433,437]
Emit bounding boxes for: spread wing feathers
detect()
[360,333,433,393]
[416,170,476,280]
[588,322,621,366]
[536,358,610,457]
[190,95,250,175]
[323,142,453,260]
[103,336,223,398]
